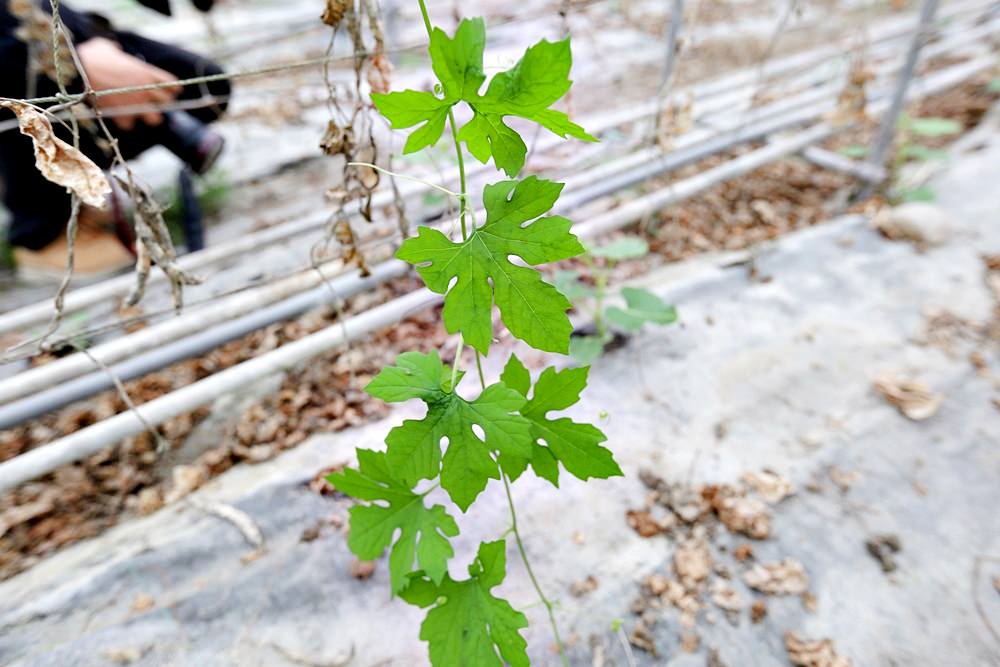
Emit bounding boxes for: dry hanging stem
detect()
[833,56,874,125]
[115,175,201,310]
[317,0,405,275]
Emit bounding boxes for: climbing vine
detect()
[327,2,620,663]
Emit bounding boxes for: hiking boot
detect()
[14,206,134,282]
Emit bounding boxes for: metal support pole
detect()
[652,0,685,140]
[658,0,685,99]
[856,0,939,200]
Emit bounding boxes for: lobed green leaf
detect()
[397,177,585,354]
[588,236,650,261]
[373,18,596,176]
[366,352,533,510]
[501,355,622,485]
[327,449,459,593]
[605,287,678,332]
[401,540,529,667]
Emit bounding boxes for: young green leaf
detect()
[900,144,949,162]
[371,89,453,154]
[569,335,606,365]
[907,116,962,138]
[588,236,649,261]
[553,269,595,302]
[397,177,585,354]
[501,355,622,486]
[367,351,533,510]
[372,18,595,176]
[837,144,868,158]
[605,287,678,332]
[401,540,529,667]
[327,449,459,593]
[897,185,936,203]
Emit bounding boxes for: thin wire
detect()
[346,161,464,197]
[9,0,618,108]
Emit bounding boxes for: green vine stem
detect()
[415,0,571,661]
[501,471,570,667]
[330,2,616,663]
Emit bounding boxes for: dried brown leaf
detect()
[321,0,351,26]
[0,101,110,208]
[350,559,375,579]
[744,558,809,595]
[784,631,852,667]
[743,470,794,504]
[627,509,672,537]
[674,539,712,584]
[874,373,944,420]
[570,575,599,597]
[710,579,743,612]
[714,492,771,539]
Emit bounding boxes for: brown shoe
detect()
[15,206,135,283]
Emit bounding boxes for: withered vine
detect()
[325,1,623,664]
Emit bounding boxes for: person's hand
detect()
[77,37,181,131]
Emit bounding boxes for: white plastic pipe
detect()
[0,288,441,493]
[0,0,988,338]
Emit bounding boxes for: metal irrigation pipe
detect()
[0,0,987,341]
[0,52,991,492]
[856,0,940,201]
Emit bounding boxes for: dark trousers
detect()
[0,28,229,250]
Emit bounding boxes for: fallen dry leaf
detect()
[0,496,55,538]
[680,631,700,653]
[674,539,712,584]
[828,466,860,493]
[874,373,943,421]
[872,203,951,247]
[102,646,148,665]
[865,534,902,573]
[744,558,809,595]
[784,631,852,667]
[743,470,794,504]
[644,573,671,596]
[350,558,375,580]
[164,465,206,504]
[710,579,743,612]
[713,492,771,539]
[629,623,658,656]
[130,593,155,613]
[750,599,768,623]
[135,487,162,516]
[627,509,673,537]
[570,575,599,597]
[0,100,110,208]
